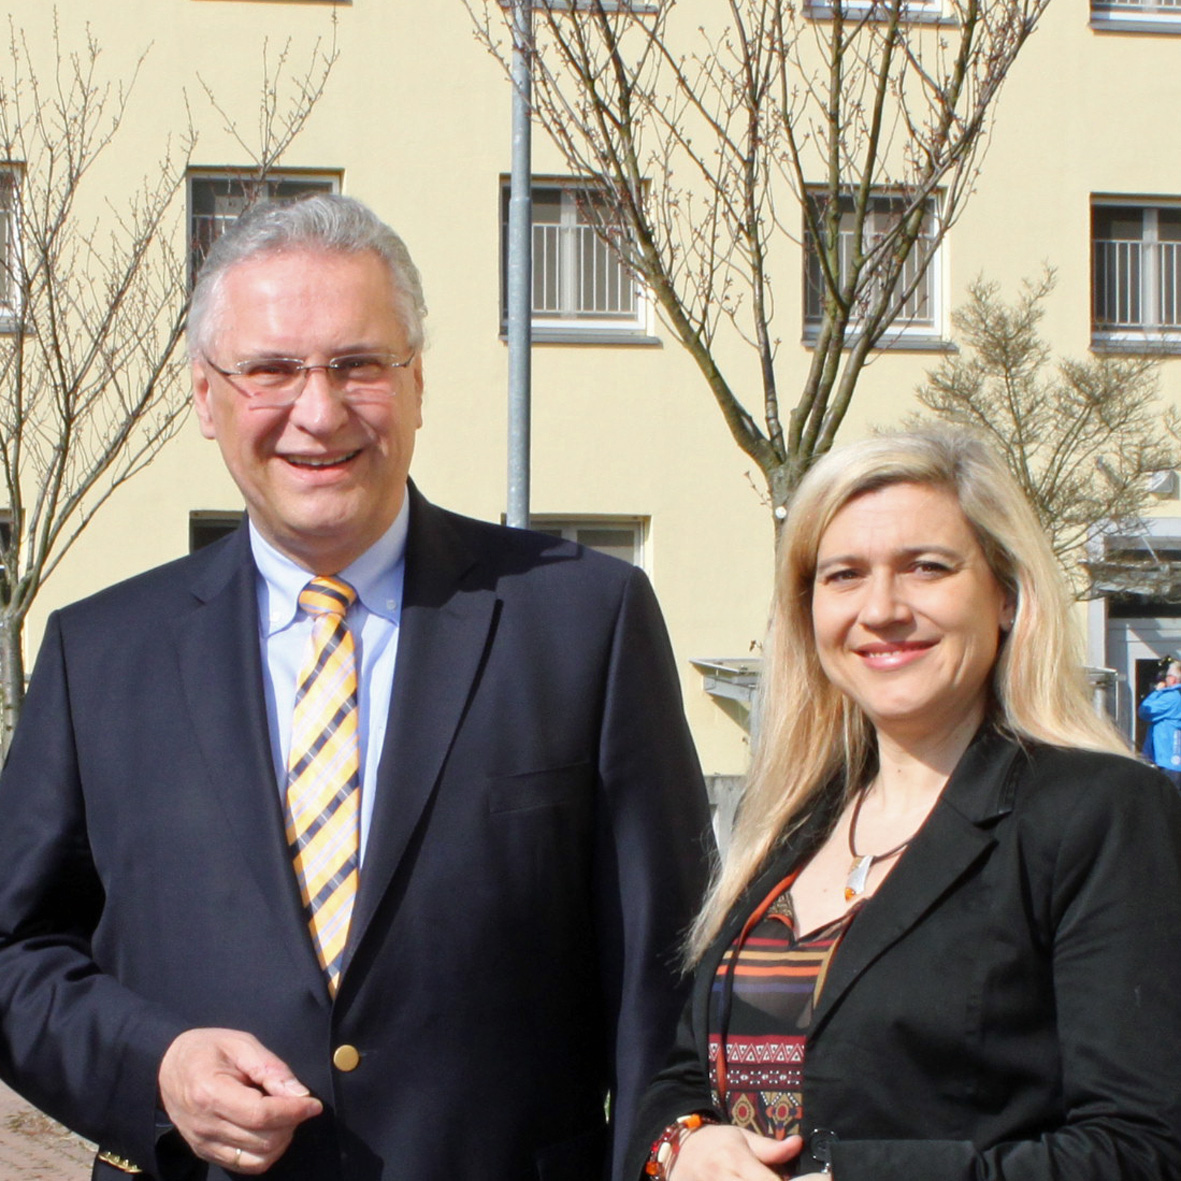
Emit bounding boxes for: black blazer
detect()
[0,485,713,1181]
[629,728,1181,1181]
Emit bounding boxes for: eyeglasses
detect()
[202,351,416,408]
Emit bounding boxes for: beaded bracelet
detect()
[644,1112,721,1179]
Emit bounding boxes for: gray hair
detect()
[187,194,427,357]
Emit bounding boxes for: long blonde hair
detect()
[687,427,1128,962]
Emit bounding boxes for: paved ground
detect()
[0,1084,90,1180]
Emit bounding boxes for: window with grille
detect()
[497,1,658,11]
[805,0,945,19]
[803,190,942,344]
[1092,201,1181,348]
[189,510,244,553]
[188,171,340,283]
[1091,0,1181,28]
[0,511,11,606]
[529,516,646,568]
[0,170,20,323]
[500,180,649,339]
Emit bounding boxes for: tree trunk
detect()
[0,615,25,761]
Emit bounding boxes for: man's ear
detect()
[192,360,218,440]
[410,353,424,430]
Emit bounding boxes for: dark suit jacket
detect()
[0,485,713,1181]
[629,728,1181,1181]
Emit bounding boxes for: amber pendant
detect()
[845,854,874,902]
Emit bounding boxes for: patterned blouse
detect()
[707,876,860,1140]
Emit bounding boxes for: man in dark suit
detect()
[0,195,712,1180]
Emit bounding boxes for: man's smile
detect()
[283,450,362,470]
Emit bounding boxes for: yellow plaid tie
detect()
[285,576,360,996]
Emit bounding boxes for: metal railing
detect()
[191,213,243,262]
[0,176,18,316]
[805,228,936,328]
[532,222,637,320]
[1093,239,1181,331]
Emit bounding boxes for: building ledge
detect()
[802,330,954,354]
[692,658,761,708]
[499,329,661,347]
[1091,332,1181,355]
[1090,13,1181,32]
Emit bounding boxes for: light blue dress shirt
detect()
[249,493,409,863]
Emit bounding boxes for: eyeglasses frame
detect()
[201,350,416,408]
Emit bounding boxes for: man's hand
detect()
[159,1028,323,1175]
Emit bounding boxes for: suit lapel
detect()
[346,488,498,959]
[173,527,325,990]
[810,729,1022,1034]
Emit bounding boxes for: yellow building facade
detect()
[6,0,1181,779]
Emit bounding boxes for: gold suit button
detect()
[333,1044,361,1072]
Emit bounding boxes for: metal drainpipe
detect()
[506,0,533,530]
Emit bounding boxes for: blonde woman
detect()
[630,429,1181,1181]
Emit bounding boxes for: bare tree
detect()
[466,0,1050,520]
[0,16,336,748]
[916,270,1180,595]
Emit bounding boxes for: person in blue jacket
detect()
[1140,660,1181,787]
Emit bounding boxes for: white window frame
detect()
[500,178,653,343]
[1091,197,1181,350]
[528,515,647,570]
[1091,0,1181,30]
[803,189,945,347]
[498,1,659,13]
[806,0,947,22]
[187,169,340,282]
[0,168,21,329]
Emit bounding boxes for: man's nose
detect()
[287,366,351,431]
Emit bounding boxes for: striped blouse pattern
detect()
[708,889,858,1140]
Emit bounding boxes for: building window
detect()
[0,510,11,606]
[498,1,658,11]
[1092,201,1181,349]
[530,516,646,567]
[500,180,650,341]
[188,170,339,281]
[1091,0,1181,29]
[806,0,945,21]
[0,169,20,325]
[803,191,942,344]
[190,510,243,553]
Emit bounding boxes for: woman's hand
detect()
[670,1126,804,1178]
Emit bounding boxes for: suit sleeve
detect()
[828,763,1181,1181]
[0,613,189,1170]
[593,566,715,1181]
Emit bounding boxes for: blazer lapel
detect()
[346,488,498,959]
[810,729,1022,1034]
[173,527,324,989]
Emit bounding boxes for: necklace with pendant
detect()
[845,783,920,902]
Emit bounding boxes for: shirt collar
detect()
[249,491,410,636]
